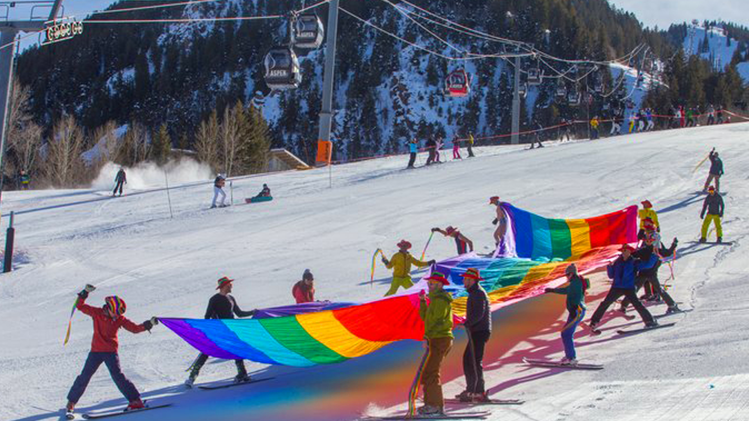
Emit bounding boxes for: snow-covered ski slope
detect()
[2,122,749,421]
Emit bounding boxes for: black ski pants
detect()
[463,330,490,394]
[590,287,654,325]
[407,152,416,168]
[622,274,676,309]
[113,180,124,195]
[190,353,247,380]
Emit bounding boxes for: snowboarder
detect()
[416,271,454,416]
[431,226,474,255]
[455,268,491,403]
[211,174,227,208]
[65,286,158,416]
[590,116,600,140]
[451,136,462,159]
[545,263,588,366]
[255,183,271,198]
[425,138,437,166]
[489,196,508,247]
[702,148,724,192]
[292,269,316,304]
[185,277,256,387]
[700,186,724,243]
[589,244,658,331]
[638,200,659,241]
[113,168,126,196]
[407,138,419,169]
[381,240,435,296]
[466,132,475,158]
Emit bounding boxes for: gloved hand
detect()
[544,288,553,293]
[492,218,498,225]
[143,317,159,331]
[431,227,439,232]
[700,214,704,219]
[381,258,389,265]
[84,284,96,292]
[78,290,89,300]
[428,260,436,266]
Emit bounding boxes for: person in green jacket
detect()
[417,271,454,416]
[545,263,587,365]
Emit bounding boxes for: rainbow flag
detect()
[161,204,636,367]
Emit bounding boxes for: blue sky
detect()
[608,0,748,29]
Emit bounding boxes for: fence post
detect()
[4,211,15,273]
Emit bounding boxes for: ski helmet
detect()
[105,296,127,316]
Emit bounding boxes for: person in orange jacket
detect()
[66,285,157,417]
[382,240,435,296]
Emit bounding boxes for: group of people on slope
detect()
[211,173,271,208]
[406,133,476,169]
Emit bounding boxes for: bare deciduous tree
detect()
[44,115,85,187]
[219,101,246,177]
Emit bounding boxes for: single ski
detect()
[82,404,172,419]
[523,357,603,370]
[360,411,489,420]
[198,376,274,390]
[443,398,524,405]
[616,322,676,335]
[687,241,733,246]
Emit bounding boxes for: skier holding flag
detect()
[381,240,435,296]
[702,148,724,193]
[65,286,158,417]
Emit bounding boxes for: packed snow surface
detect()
[1,122,748,420]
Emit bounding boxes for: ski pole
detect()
[420,231,435,261]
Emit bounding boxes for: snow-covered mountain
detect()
[681,21,749,84]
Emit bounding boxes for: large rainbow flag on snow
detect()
[160,204,637,367]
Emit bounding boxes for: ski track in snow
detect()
[1,123,748,420]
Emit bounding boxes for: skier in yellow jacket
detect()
[637,200,659,240]
[382,240,435,296]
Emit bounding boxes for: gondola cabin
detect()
[568,89,581,106]
[556,83,567,98]
[294,14,324,49]
[264,47,302,90]
[445,70,470,97]
[527,68,541,85]
[518,82,527,98]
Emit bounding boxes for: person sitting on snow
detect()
[256,183,271,198]
[293,269,316,304]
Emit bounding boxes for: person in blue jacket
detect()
[545,263,588,365]
[407,138,419,169]
[589,244,658,330]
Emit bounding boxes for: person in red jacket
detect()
[293,269,316,304]
[66,285,157,416]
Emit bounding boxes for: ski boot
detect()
[717,237,722,244]
[645,320,659,328]
[455,390,472,402]
[472,392,491,403]
[184,374,197,388]
[65,402,75,420]
[416,405,444,416]
[126,399,146,411]
[699,237,706,243]
[665,306,681,315]
[560,357,578,366]
[234,373,252,384]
